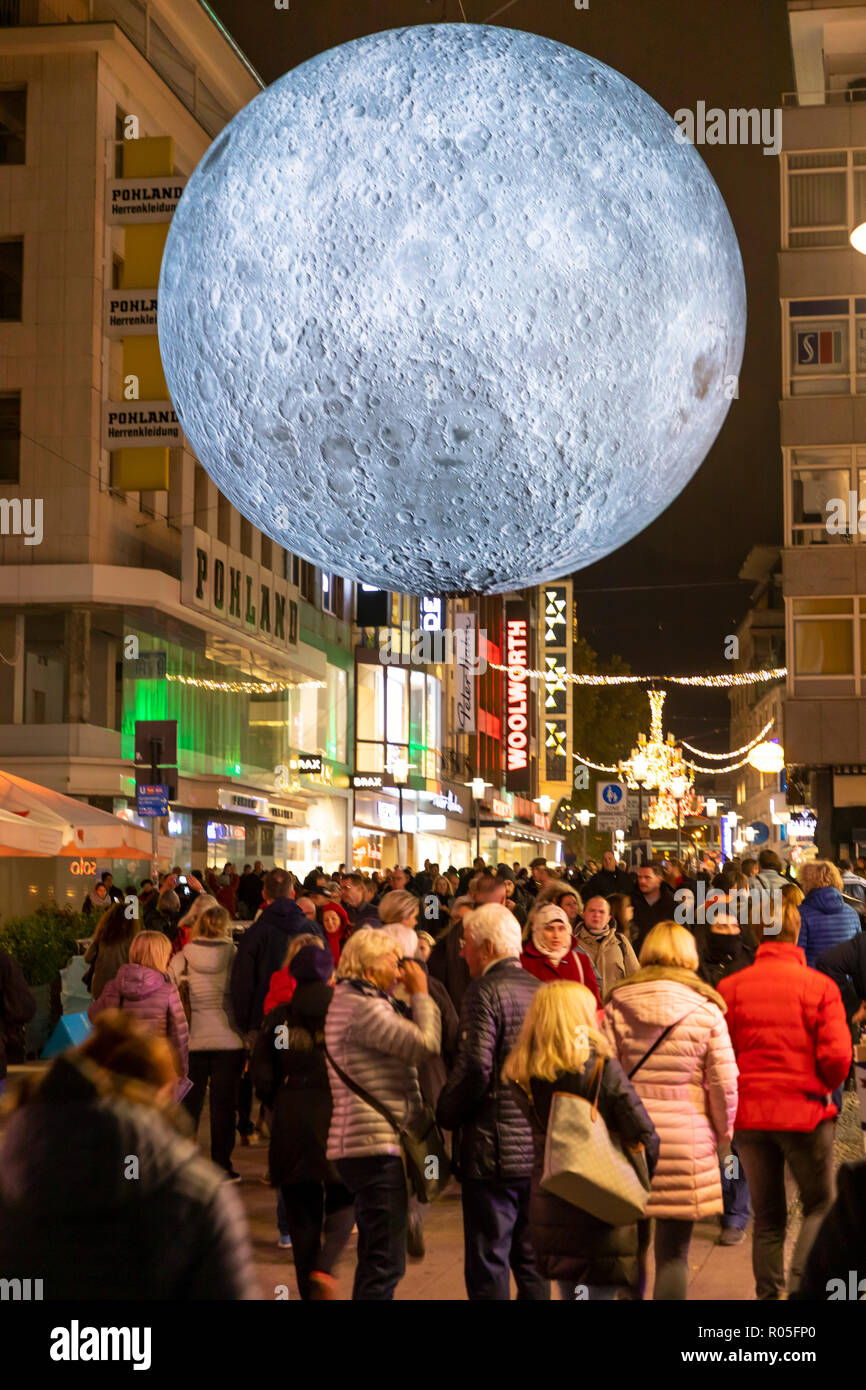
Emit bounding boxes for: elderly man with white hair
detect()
[436,904,549,1301]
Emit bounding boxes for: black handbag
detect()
[324,1045,451,1204]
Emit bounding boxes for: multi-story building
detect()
[727,545,787,853]
[0,0,354,908]
[780,0,866,855]
[350,585,566,872]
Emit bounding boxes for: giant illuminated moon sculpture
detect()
[158,24,746,595]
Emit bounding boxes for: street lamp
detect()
[631,749,650,825]
[535,794,553,815]
[670,774,688,860]
[578,807,594,864]
[465,777,490,862]
[390,755,409,834]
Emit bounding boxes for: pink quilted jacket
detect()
[603,967,738,1220]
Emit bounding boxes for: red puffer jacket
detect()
[718,942,852,1131]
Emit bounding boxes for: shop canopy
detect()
[0,770,152,859]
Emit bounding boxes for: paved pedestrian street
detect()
[233,1094,863,1302]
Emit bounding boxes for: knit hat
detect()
[290,944,334,983]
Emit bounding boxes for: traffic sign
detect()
[597,779,627,830]
[137,784,170,818]
[134,719,177,766]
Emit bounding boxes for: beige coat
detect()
[603,967,738,1221]
[575,924,639,997]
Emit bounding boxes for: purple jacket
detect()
[89,962,189,1074]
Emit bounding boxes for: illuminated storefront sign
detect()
[430,790,464,815]
[182,526,300,655]
[207,822,246,841]
[504,601,531,794]
[491,798,513,820]
[533,812,550,830]
[421,596,443,630]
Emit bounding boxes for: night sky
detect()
[210,0,793,751]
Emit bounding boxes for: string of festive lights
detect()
[682,752,757,775]
[488,664,786,688]
[166,674,326,694]
[681,719,775,761]
[570,753,621,773]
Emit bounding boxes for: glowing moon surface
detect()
[158,24,746,595]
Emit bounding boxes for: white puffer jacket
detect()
[169,939,244,1052]
[603,967,738,1220]
[325,978,441,1161]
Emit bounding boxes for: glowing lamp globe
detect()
[851,222,866,254]
[747,741,785,774]
[158,24,746,595]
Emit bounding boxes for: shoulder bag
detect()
[174,956,192,1025]
[538,1011,699,1225]
[324,1044,451,1204]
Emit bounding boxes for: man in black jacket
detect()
[630,863,676,954]
[437,904,548,1301]
[230,868,323,1040]
[582,850,634,902]
[816,932,866,1022]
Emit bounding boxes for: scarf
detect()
[530,925,570,967]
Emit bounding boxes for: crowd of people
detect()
[1,845,865,1302]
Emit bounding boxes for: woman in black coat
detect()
[504,979,659,1300]
[252,944,354,1300]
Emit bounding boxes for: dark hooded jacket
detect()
[511,1052,659,1289]
[253,980,338,1186]
[230,896,324,1034]
[0,1053,258,1299]
[0,949,35,1080]
[694,925,755,992]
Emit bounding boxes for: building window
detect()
[786,446,866,546]
[0,88,26,164]
[322,571,334,614]
[239,517,253,559]
[0,392,20,483]
[193,464,209,528]
[115,108,127,178]
[784,151,849,249]
[217,491,231,545]
[0,238,23,321]
[792,597,856,682]
[300,560,316,604]
[260,535,272,571]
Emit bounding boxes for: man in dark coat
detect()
[582,850,634,902]
[630,863,676,955]
[340,873,383,930]
[231,868,323,1040]
[816,931,866,1022]
[437,904,548,1301]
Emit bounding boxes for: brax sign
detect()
[182,527,299,656]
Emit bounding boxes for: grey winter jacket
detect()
[169,939,244,1052]
[324,978,441,1161]
[89,962,189,1074]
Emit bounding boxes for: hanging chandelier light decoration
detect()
[747,739,785,774]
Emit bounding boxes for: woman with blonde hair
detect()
[795,860,859,967]
[603,921,738,1299]
[504,980,658,1300]
[170,892,219,958]
[89,930,189,1079]
[169,904,246,1181]
[325,927,441,1299]
[378,888,421,958]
